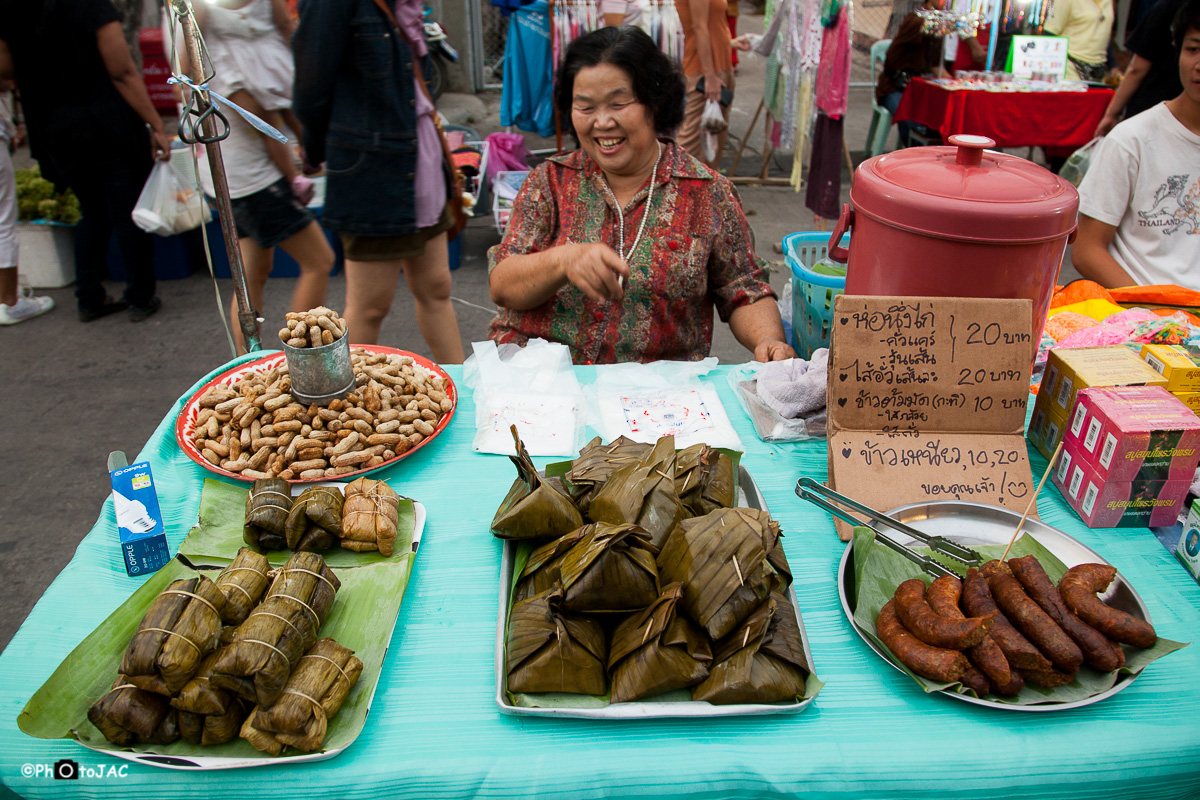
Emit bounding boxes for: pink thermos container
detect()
[828,134,1079,344]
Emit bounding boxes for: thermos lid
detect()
[850,135,1079,243]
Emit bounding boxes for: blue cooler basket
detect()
[784,231,848,358]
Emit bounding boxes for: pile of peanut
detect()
[279,307,347,349]
[191,350,453,480]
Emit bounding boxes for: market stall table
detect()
[2,355,1199,798]
[894,78,1115,150]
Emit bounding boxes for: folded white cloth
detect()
[756,349,829,419]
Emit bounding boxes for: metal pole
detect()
[170,0,262,353]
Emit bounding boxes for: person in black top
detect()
[876,0,946,147]
[1095,0,1185,136]
[0,0,169,322]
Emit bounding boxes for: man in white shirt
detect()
[1074,0,1200,289]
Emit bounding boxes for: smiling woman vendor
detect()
[487,26,795,364]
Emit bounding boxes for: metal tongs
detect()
[795,478,984,577]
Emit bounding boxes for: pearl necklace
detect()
[600,142,663,266]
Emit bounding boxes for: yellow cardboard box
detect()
[1041,346,1168,418]
[1028,402,1070,461]
[1140,344,1200,392]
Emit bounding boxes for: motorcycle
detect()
[423,5,458,100]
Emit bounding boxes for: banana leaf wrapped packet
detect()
[692,593,809,704]
[506,586,608,695]
[243,478,292,551]
[119,576,228,696]
[178,700,247,747]
[564,435,653,515]
[512,527,590,604]
[87,678,181,746]
[241,638,363,755]
[285,486,344,552]
[608,583,712,703]
[491,426,583,541]
[210,552,340,707]
[172,651,249,744]
[341,477,401,556]
[214,547,272,625]
[657,507,791,640]
[674,444,736,517]
[558,522,660,613]
[589,436,686,549]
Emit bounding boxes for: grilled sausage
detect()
[877,599,969,683]
[982,561,1083,673]
[927,575,1023,696]
[1059,563,1157,649]
[1019,667,1078,688]
[893,578,991,649]
[961,567,1052,672]
[958,664,991,698]
[1009,555,1125,672]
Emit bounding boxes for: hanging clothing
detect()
[814,4,850,117]
[491,0,537,18]
[500,0,555,137]
[805,112,842,219]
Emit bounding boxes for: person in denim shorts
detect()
[294,0,464,363]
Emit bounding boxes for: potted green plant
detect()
[16,165,80,288]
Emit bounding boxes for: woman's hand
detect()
[702,72,724,103]
[150,128,171,161]
[561,242,630,303]
[753,337,796,362]
[1094,112,1120,138]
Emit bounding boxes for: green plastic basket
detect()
[785,231,848,358]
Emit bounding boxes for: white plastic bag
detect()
[132,160,207,236]
[700,98,727,132]
[462,339,586,456]
[1058,137,1103,187]
[589,359,743,451]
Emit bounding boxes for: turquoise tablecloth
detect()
[2,359,1200,799]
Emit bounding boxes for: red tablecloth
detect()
[894,78,1114,150]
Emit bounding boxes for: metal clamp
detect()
[795,477,984,575]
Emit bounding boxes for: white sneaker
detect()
[0,293,55,325]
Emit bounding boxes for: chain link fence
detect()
[480,2,509,89]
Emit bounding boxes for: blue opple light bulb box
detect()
[109,460,170,576]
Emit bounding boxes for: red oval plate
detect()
[175,346,457,484]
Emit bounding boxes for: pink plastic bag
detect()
[485,133,532,184]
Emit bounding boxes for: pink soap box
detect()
[1054,442,1190,527]
[1063,386,1200,482]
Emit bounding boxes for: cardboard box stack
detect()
[1140,344,1200,415]
[1029,346,1168,460]
[1052,386,1200,527]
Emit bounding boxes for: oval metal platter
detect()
[837,499,1152,712]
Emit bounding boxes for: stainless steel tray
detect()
[495,465,818,718]
[837,499,1152,712]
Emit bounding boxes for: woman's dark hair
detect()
[1173,0,1200,55]
[554,26,686,142]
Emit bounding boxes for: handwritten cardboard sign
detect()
[825,296,1036,540]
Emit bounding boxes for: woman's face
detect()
[571,63,659,180]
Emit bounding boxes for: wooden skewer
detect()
[1000,441,1064,563]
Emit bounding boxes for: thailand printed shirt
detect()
[487,142,776,364]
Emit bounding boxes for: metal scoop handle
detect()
[794,477,983,567]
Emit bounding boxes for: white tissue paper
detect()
[462,339,586,456]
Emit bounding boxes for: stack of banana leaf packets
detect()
[492,428,823,715]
